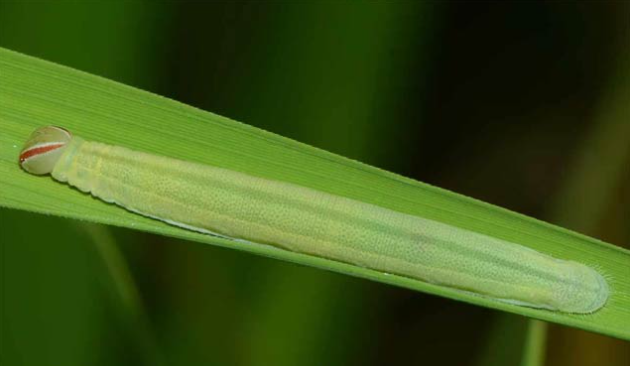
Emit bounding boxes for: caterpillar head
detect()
[19,126,72,175]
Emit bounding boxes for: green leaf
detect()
[1,47,628,340]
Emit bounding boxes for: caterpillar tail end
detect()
[581,268,610,313]
[560,262,610,314]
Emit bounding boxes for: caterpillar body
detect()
[19,126,609,313]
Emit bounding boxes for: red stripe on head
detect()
[19,143,65,163]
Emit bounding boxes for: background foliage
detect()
[1,3,628,366]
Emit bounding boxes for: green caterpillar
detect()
[20,126,609,313]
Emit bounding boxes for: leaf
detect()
[1,47,628,340]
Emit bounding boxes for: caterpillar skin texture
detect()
[20,126,609,313]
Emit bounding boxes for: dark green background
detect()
[1,3,628,366]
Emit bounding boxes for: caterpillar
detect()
[19,126,609,313]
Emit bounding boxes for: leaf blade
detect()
[1,47,628,340]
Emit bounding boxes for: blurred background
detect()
[1,2,628,366]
